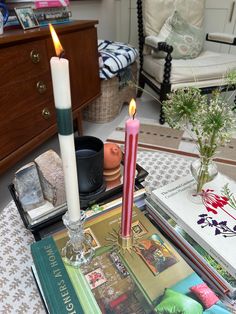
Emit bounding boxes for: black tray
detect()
[9,162,148,239]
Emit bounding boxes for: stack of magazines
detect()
[145,173,236,304]
[5,0,71,28]
[33,0,71,27]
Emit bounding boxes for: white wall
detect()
[69,0,117,40]
[115,0,138,47]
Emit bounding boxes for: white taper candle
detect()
[49,25,80,222]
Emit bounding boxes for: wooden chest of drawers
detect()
[0,21,100,174]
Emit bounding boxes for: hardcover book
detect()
[34,0,69,9]
[151,173,236,278]
[145,197,236,299]
[31,204,216,313]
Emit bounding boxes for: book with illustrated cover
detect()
[151,173,236,278]
[135,233,178,275]
[31,204,216,313]
[145,197,236,299]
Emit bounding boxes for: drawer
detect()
[0,73,56,159]
[0,39,49,87]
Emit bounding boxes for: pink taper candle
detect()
[121,99,140,237]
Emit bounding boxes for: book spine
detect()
[65,264,101,314]
[146,200,236,298]
[31,237,84,314]
[152,194,236,279]
[34,0,69,9]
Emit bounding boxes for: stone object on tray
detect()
[35,150,66,207]
[14,162,45,211]
[103,143,122,189]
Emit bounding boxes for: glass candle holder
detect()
[61,211,94,267]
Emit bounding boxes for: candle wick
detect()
[132,109,136,120]
[59,50,66,59]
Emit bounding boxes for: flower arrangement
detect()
[162,72,236,192]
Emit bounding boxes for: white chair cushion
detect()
[143,50,236,87]
[143,0,205,37]
[149,11,204,59]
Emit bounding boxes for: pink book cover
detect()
[34,0,69,9]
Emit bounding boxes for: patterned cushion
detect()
[143,0,205,37]
[190,283,219,309]
[98,40,138,80]
[152,10,204,59]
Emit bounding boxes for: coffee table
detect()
[1,149,235,313]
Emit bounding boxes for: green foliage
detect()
[221,183,236,210]
[163,85,236,159]
[225,69,236,86]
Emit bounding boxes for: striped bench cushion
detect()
[98,40,138,79]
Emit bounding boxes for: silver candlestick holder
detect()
[61,211,94,267]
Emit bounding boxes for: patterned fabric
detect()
[190,283,219,309]
[151,10,204,59]
[137,149,192,192]
[98,40,138,80]
[0,202,45,314]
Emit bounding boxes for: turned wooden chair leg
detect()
[159,105,165,125]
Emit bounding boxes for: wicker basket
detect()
[83,62,137,123]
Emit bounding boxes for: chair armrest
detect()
[145,36,173,53]
[158,42,173,54]
[145,35,162,49]
[206,32,236,45]
[144,35,165,49]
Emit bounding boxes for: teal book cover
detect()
[31,237,84,314]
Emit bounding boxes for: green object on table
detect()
[155,288,203,314]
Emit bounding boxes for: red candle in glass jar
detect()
[121,99,140,237]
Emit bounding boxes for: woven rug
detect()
[107,118,236,167]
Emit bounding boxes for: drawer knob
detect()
[37,81,47,94]
[30,50,40,63]
[42,107,51,120]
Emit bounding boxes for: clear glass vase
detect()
[190,156,218,193]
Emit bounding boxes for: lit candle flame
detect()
[49,23,65,58]
[129,98,137,119]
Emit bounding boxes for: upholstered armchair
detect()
[137,0,236,124]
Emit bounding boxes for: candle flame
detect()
[129,99,137,119]
[49,23,65,58]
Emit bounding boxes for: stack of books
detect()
[5,0,71,29]
[145,173,236,303]
[31,199,231,313]
[33,0,71,27]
